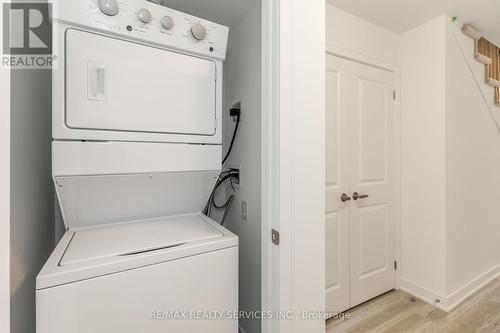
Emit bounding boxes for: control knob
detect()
[138,8,152,24]
[98,0,119,16]
[161,16,174,30]
[191,22,207,40]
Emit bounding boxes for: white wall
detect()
[0,65,11,333]
[398,16,448,299]
[398,15,500,309]
[222,3,262,333]
[10,67,54,333]
[445,21,500,297]
[326,5,398,65]
[282,0,325,331]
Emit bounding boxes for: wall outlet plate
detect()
[241,200,248,221]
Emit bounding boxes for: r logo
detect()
[3,2,52,55]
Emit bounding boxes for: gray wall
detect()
[9,1,54,331]
[10,69,53,333]
[223,2,262,332]
[1,39,11,333]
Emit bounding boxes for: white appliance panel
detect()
[52,141,222,176]
[60,214,223,266]
[55,171,219,229]
[37,247,238,333]
[54,0,229,61]
[66,29,217,136]
[36,218,238,290]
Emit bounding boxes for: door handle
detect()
[88,62,107,101]
[341,193,351,202]
[352,192,369,200]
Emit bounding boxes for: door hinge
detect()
[271,229,280,245]
[394,260,398,270]
[393,90,396,100]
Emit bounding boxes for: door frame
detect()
[261,0,326,332]
[326,43,402,290]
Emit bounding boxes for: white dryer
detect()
[37,1,238,332]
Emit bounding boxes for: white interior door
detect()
[325,54,395,313]
[347,58,395,308]
[325,55,350,314]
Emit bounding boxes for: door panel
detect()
[325,55,350,314]
[65,29,217,136]
[357,204,388,277]
[357,78,388,184]
[325,54,395,313]
[349,60,395,308]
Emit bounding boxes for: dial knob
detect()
[191,22,207,40]
[138,8,152,23]
[161,16,174,30]
[98,0,119,16]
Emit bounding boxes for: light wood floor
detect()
[326,278,500,333]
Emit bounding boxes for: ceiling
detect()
[148,0,257,28]
[327,0,500,45]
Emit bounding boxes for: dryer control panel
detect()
[54,0,229,60]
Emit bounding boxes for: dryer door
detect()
[65,29,217,136]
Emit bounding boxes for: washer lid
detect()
[54,171,219,230]
[60,213,223,266]
[36,214,238,290]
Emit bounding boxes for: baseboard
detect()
[399,264,500,312]
[399,278,447,311]
[445,264,500,311]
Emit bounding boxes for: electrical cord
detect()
[203,170,239,225]
[203,105,242,225]
[204,170,239,210]
[222,107,241,165]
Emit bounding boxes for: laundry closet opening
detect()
[57,0,263,332]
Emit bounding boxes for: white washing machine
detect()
[36,1,238,332]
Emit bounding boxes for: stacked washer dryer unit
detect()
[36,1,238,332]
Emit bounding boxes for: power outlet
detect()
[231,102,241,122]
[241,200,248,221]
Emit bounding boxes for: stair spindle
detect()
[463,26,500,105]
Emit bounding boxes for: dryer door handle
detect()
[88,62,107,101]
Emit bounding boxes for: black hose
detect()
[222,112,240,165]
[220,196,234,226]
[203,171,239,216]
